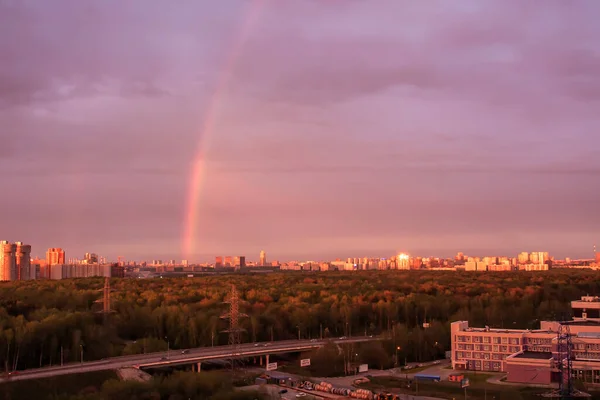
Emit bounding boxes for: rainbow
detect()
[182,1,266,260]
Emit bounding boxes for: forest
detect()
[0,270,598,373]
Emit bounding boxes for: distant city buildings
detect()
[259,250,267,266]
[2,239,599,280]
[46,248,65,266]
[15,242,32,280]
[0,241,34,281]
[396,253,410,270]
[0,241,16,281]
[49,264,112,279]
[83,253,99,264]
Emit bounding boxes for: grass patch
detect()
[356,375,552,400]
[463,372,494,384]
[0,370,118,400]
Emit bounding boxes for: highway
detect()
[0,336,380,383]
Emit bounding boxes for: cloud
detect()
[1,1,599,260]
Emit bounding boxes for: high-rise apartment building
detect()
[84,253,98,264]
[596,252,600,264]
[517,252,529,264]
[15,242,32,280]
[46,248,66,266]
[397,253,410,270]
[259,250,267,266]
[0,241,16,281]
[530,251,549,266]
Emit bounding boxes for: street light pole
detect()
[165,336,170,358]
[80,344,83,364]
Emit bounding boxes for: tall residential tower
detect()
[15,242,32,280]
[46,248,66,266]
[259,250,267,266]
[0,241,17,281]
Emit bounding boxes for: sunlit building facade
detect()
[451,296,600,385]
[46,248,66,266]
[15,241,33,280]
[259,250,267,266]
[0,241,16,281]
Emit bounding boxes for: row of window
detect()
[526,338,552,345]
[456,335,520,345]
[574,352,600,360]
[455,351,511,360]
[526,345,552,352]
[574,343,600,351]
[465,360,502,371]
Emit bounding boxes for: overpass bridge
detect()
[0,336,381,383]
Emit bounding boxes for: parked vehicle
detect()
[414,374,441,382]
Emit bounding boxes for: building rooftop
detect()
[464,327,524,335]
[577,332,600,339]
[563,320,600,326]
[513,351,553,360]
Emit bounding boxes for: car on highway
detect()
[160,357,168,361]
[279,389,288,394]
[254,343,260,347]
[296,393,306,397]
[339,336,347,339]
[181,350,189,355]
[433,360,441,364]
[263,343,270,347]
[310,339,317,342]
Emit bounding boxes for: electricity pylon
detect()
[220,284,247,371]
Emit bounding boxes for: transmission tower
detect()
[95,277,116,323]
[543,323,590,399]
[220,284,247,371]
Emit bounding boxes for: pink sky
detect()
[1,1,599,261]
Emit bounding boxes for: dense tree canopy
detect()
[0,270,598,372]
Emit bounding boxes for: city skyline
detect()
[1,239,597,265]
[1,1,600,261]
